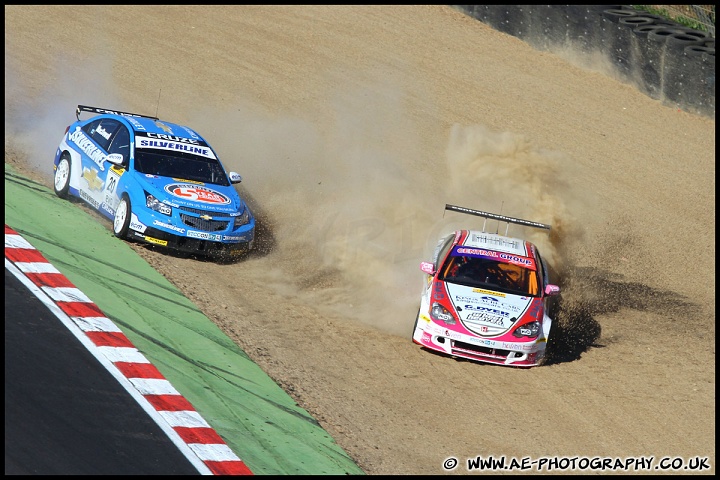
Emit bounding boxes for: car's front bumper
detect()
[129,224,254,258]
[412,314,547,367]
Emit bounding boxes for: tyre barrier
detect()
[454,4,715,117]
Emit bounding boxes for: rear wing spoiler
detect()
[76,105,159,121]
[444,204,551,236]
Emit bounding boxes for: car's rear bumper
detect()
[412,315,546,367]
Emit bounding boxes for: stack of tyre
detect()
[454,5,715,117]
[600,7,714,117]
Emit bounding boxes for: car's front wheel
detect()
[53,154,71,199]
[113,194,132,239]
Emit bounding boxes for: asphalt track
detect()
[4,163,364,475]
[5,267,200,475]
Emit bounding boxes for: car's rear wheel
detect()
[53,154,71,199]
[113,194,132,239]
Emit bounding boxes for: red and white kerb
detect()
[4,224,252,475]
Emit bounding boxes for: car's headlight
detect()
[430,302,456,325]
[233,209,250,228]
[513,321,540,338]
[145,193,172,216]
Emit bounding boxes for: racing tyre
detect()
[113,194,132,239]
[53,154,71,199]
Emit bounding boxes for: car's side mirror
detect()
[420,261,435,275]
[106,153,124,165]
[544,284,560,296]
[228,172,242,184]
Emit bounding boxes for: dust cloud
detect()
[190,86,594,336]
[5,51,593,337]
[4,52,125,181]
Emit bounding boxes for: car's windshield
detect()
[134,150,230,186]
[439,251,540,296]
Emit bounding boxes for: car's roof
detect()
[458,230,535,257]
[120,115,206,141]
[85,111,207,143]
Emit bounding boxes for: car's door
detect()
[77,118,125,215]
[102,124,131,216]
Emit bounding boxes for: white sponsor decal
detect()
[126,117,146,131]
[153,220,185,234]
[136,138,216,159]
[69,128,107,171]
[129,213,146,232]
[187,230,222,241]
[96,124,111,140]
[146,132,200,144]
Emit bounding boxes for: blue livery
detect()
[53,105,255,259]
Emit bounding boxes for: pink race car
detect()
[412,204,561,368]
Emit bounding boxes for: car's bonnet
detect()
[444,282,534,336]
[138,174,244,214]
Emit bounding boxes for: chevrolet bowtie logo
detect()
[200,215,212,221]
[82,167,103,191]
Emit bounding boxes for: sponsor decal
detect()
[502,342,537,351]
[137,138,216,159]
[95,124,111,140]
[129,214,146,232]
[465,336,497,347]
[103,170,120,208]
[69,128,107,170]
[147,132,199,144]
[453,246,536,270]
[82,167,103,191]
[110,165,125,174]
[145,174,160,178]
[79,190,100,209]
[528,299,543,320]
[463,305,510,316]
[472,288,505,297]
[499,252,535,269]
[178,125,201,140]
[470,234,520,250]
[432,280,446,301]
[164,184,230,204]
[145,236,168,246]
[444,329,462,340]
[455,295,499,305]
[154,122,174,134]
[99,203,114,217]
[457,295,525,314]
[456,247,499,257]
[126,117,146,131]
[172,177,204,185]
[153,220,185,234]
[95,107,142,117]
[466,312,506,326]
[222,235,243,241]
[187,230,222,241]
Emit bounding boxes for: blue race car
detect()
[53,105,255,259]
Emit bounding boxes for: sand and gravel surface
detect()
[6,5,714,475]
